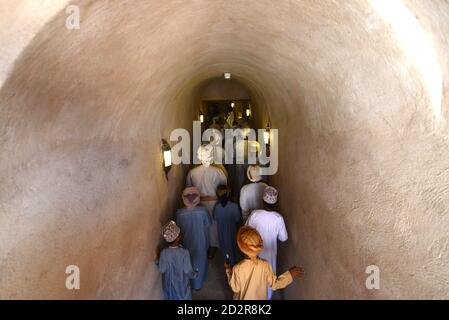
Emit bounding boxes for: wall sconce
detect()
[199,114,204,123]
[231,102,235,108]
[161,139,172,177]
[223,72,232,80]
[246,108,251,117]
[264,123,270,145]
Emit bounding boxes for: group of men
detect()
[155,144,304,300]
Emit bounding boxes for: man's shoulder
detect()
[234,258,270,270]
[256,257,271,266]
[260,209,282,217]
[196,205,209,213]
[176,207,189,216]
[272,211,284,220]
[233,259,250,271]
[228,201,239,208]
[160,247,172,257]
[162,246,189,257]
[189,165,204,173]
[249,209,264,217]
[242,182,264,191]
[179,246,190,255]
[191,206,209,217]
[210,165,226,176]
[250,209,283,221]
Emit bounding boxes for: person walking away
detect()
[208,127,228,178]
[246,186,288,299]
[232,124,250,200]
[214,185,241,266]
[176,187,211,290]
[155,221,197,300]
[224,226,304,300]
[240,165,268,221]
[186,144,227,259]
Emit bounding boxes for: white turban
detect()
[247,165,262,183]
[197,144,215,167]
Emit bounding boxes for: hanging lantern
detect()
[264,123,270,145]
[161,139,172,176]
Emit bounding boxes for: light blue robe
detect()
[214,201,241,266]
[156,246,196,300]
[176,205,212,290]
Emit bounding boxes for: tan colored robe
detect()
[225,257,293,300]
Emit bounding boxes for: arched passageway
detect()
[1,0,449,299]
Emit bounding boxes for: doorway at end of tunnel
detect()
[201,100,252,129]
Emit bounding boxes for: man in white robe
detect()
[240,165,268,221]
[246,186,288,299]
[186,144,227,257]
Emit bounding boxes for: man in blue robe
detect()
[214,185,242,266]
[176,187,212,290]
[155,220,197,300]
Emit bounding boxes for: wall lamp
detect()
[246,108,251,117]
[161,139,172,177]
[264,123,270,145]
[199,113,204,123]
[224,72,232,80]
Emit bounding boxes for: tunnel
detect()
[1,0,449,300]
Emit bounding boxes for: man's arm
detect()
[224,264,240,293]
[278,216,288,242]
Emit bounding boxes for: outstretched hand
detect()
[289,266,305,278]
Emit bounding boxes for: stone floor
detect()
[192,250,233,300]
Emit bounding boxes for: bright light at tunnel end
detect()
[168,121,278,176]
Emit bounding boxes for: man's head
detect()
[162,220,181,245]
[182,187,200,210]
[237,226,263,259]
[247,165,262,183]
[263,186,278,210]
[197,144,215,167]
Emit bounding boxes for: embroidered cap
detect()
[263,186,278,204]
[162,220,180,243]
